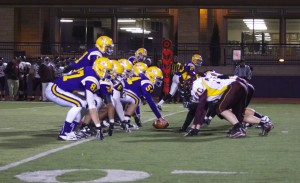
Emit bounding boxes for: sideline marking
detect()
[171,170,246,175]
[0,110,186,172]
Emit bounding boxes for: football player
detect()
[63,35,114,73]
[131,62,149,127]
[203,71,272,129]
[185,76,274,138]
[45,57,113,141]
[156,54,203,110]
[120,66,167,131]
[128,48,152,66]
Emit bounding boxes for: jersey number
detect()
[126,77,141,84]
[63,70,84,81]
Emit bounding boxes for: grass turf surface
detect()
[0,101,300,182]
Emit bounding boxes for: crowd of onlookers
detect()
[0,56,75,101]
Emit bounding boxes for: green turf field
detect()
[0,101,300,183]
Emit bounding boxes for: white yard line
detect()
[0,110,186,171]
[171,170,246,174]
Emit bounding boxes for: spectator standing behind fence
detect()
[234,59,252,81]
[39,57,55,102]
[18,56,31,101]
[4,57,19,101]
[0,57,7,100]
[29,57,42,101]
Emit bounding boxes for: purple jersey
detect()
[124,73,161,118]
[112,79,123,92]
[96,79,113,98]
[128,56,138,65]
[54,66,100,94]
[70,47,103,70]
[174,60,196,77]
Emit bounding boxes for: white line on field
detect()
[171,170,246,174]
[0,110,186,171]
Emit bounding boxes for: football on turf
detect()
[153,119,169,129]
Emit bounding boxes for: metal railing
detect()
[0,42,299,65]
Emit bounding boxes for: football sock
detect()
[59,121,73,135]
[254,112,263,118]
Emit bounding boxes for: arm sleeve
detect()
[142,87,162,119]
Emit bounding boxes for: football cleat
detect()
[260,121,274,136]
[75,131,88,139]
[227,127,246,139]
[80,126,94,136]
[179,127,188,133]
[96,129,104,140]
[134,116,143,127]
[121,120,133,133]
[58,132,78,141]
[157,104,162,111]
[184,128,199,136]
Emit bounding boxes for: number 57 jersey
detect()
[122,73,162,119]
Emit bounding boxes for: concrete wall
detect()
[0,8,14,42]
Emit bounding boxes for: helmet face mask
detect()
[105,44,114,55]
[145,66,163,87]
[135,48,147,62]
[192,54,203,66]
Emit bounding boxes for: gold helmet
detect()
[191,54,203,66]
[145,66,163,87]
[111,60,124,80]
[133,62,148,76]
[93,57,113,79]
[135,48,147,61]
[95,36,114,55]
[118,58,133,78]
